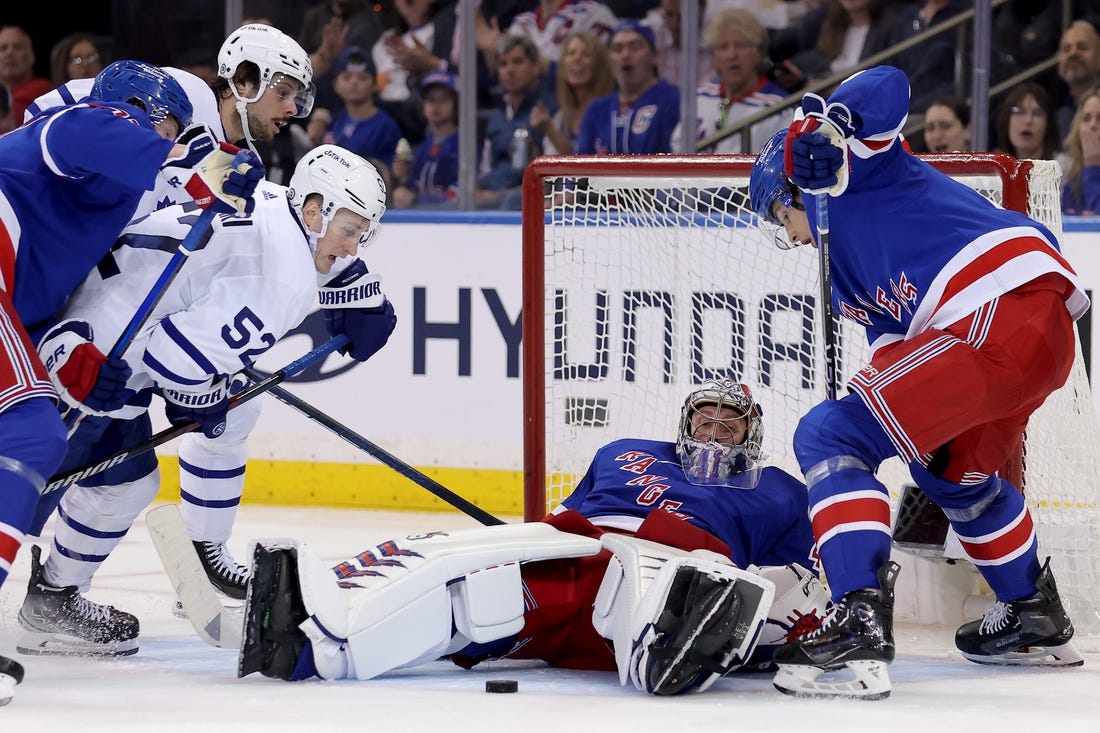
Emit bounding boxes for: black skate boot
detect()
[772,561,899,700]
[195,541,250,600]
[0,654,24,706]
[16,545,139,657]
[238,544,310,681]
[955,558,1083,667]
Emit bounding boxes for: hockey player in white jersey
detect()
[25,23,319,597]
[18,146,395,657]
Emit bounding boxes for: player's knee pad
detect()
[292,524,602,680]
[592,534,775,695]
[182,395,261,453]
[744,563,830,670]
[0,398,69,492]
[793,394,895,476]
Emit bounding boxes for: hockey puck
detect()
[485,679,518,693]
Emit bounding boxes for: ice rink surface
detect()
[1,504,1098,732]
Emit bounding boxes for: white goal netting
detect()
[522,154,1100,637]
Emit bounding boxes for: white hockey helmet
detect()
[218,23,315,118]
[676,379,764,485]
[289,144,387,246]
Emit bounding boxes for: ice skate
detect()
[238,544,309,680]
[0,654,24,706]
[955,558,1083,667]
[172,540,250,618]
[772,561,899,701]
[16,546,139,657]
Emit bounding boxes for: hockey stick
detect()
[241,367,506,527]
[816,195,839,400]
[64,208,218,435]
[146,504,243,649]
[44,335,350,495]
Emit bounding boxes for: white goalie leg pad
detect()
[751,564,831,651]
[295,523,602,680]
[592,535,775,693]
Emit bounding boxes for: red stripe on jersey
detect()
[811,495,890,539]
[0,219,16,291]
[935,236,1072,316]
[860,136,894,151]
[0,528,22,564]
[959,510,1035,563]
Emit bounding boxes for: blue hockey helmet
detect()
[90,60,193,128]
[749,129,795,225]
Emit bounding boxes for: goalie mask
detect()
[749,130,803,250]
[90,60,193,129]
[676,379,764,487]
[289,145,387,248]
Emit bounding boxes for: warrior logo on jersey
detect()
[632,105,657,135]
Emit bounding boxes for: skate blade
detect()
[16,630,138,657]
[773,660,892,700]
[962,640,1084,668]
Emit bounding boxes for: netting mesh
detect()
[526,155,1100,637]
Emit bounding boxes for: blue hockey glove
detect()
[319,259,396,362]
[324,300,397,362]
[161,124,266,215]
[783,93,857,196]
[38,319,134,415]
[161,374,245,439]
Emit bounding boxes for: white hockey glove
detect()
[319,259,397,362]
[38,319,134,415]
[161,124,266,215]
[784,92,858,196]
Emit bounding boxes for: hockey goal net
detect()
[521,153,1100,638]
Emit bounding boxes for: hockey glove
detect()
[319,259,397,362]
[161,124,266,215]
[783,92,858,196]
[38,319,134,415]
[162,374,246,439]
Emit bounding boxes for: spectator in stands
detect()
[531,31,615,155]
[479,0,618,75]
[992,0,1064,84]
[392,70,459,209]
[49,33,109,87]
[642,0,711,85]
[373,0,457,145]
[1061,88,1100,215]
[922,94,971,152]
[674,7,791,155]
[888,0,968,116]
[576,21,680,155]
[299,0,392,77]
[0,26,53,122]
[322,46,405,170]
[477,34,554,210]
[769,0,897,93]
[994,82,1061,161]
[0,81,12,135]
[1055,18,1100,139]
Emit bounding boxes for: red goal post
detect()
[521,153,1100,637]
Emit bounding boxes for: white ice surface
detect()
[2,504,1099,731]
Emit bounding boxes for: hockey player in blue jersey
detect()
[0,59,264,705]
[749,65,1087,700]
[25,24,318,602]
[16,145,393,659]
[235,379,829,696]
[575,21,681,155]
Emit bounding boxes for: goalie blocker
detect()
[238,523,827,694]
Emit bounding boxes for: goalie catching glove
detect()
[38,319,134,415]
[161,373,247,439]
[784,92,859,197]
[161,124,265,215]
[320,259,397,362]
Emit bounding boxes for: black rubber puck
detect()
[485,679,518,693]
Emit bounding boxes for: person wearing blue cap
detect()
[392,70,459,209]
[575,20,681,154]
[324,46,404,170]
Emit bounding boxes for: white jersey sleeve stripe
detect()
[142,315,222,388]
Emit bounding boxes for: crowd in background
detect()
[4,0,1100,214]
